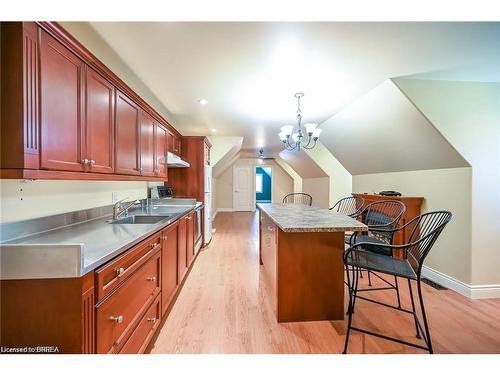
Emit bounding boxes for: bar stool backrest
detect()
[363,200,406,243]
[282,193,313,206]
[330,196,365,218]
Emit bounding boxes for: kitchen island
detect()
[258,203,366,322]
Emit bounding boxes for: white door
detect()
[233,166,253,211]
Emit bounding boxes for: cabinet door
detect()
[175,136,182,156]
[186,212,195,267]
[40,30,85,172]
[115,90,140,175]
[155,124,168,178]
[161,222,178,316]
[177,216,188,281]
[140,110,156,176]
[85,67,115,174]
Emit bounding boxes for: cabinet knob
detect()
[81,159,89,164]
[146,276,156,282]
[90,159,96,165]
[162,236,168,240]
[115,267,125,277]
[151,243,159,249]
[267,226,274,231]
[147,317,157,323]
[109,315,124,323]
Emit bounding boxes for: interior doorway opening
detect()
[255,166,272,204]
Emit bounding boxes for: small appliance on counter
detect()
[150,185,174,199]
[378,190,402,197]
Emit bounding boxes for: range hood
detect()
[167,152,190,168]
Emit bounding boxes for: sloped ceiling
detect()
[319,79,470,175]
[278,149,328,178]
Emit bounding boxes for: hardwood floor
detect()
[150,211,500,354]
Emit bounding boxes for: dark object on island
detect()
[379,190,402,197]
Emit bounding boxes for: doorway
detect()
[255,166,272,204]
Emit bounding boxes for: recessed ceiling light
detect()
[211,129,217,133]
[198,99,208,105]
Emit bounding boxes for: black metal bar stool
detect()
[348,200,406,306]
[282,192,313,206]
[343,210,452,354]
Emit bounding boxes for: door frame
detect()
[254,164,274,206]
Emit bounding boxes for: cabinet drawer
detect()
[95,233,161,301]
[96,250,161,354]
[119,294,161,354]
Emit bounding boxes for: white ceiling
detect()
[87,22,498,154]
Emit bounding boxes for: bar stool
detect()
[282,193,313,206]
[330,196,365,218]
[343,210,452,353]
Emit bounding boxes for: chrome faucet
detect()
[113,198,141,220]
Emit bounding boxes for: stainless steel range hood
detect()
[166,152,190,168]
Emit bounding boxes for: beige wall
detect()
[394,79,500,286]
[353,167,472,284]
[0,180,148,223]
[304,142,353,207]
[303,177,330,208]
[215,158,294,211]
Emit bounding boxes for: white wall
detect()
[0,180,148,223]
[303,177,330,208]
[215,158,294,211]
[353,167,472,285]
[394,79,500,286]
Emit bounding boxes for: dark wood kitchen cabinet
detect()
[115,90,141,175]
[140,111,156,177]
[1,21,184,182]
[186,212,195,267]
[155,124,169,179]
[160,222,179,316]
[85,67,115,174]
[40,30,85,172]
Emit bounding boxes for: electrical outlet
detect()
[112,192,119,203]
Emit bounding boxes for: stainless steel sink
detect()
[109,215,171,224]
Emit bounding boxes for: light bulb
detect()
[292,133,299,142]
[278,132,287,142]
[280,125,294,137]
[312,128,322,139]
[304,123,317,135]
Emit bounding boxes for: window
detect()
[256,173,263,193]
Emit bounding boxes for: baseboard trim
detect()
[217,208,234,212]
[422,266,500,299]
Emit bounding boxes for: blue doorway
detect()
[256,166,272,203]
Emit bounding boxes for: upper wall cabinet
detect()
[140,111,156,177]
[115,91,141,175]
[0,22,181,181]
[40,30,86,172]
[155,124,169,179]
[85,67,115,174]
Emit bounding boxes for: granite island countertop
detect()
[0,201,202,278]
[257,203,367,233]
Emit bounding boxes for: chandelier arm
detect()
[303,138,318,150]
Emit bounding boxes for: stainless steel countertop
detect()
[1,202,202,278]
[257,203,367,233]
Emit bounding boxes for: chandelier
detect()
[279,93,322,151]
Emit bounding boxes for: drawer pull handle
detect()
[151,243,159,249]
[162,236,168,240]
[146,276,157,282]
[115,267,125,277]
[109,315,124,323]
[147,317,157,323]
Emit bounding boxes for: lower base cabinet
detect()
[0,209,198,354]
